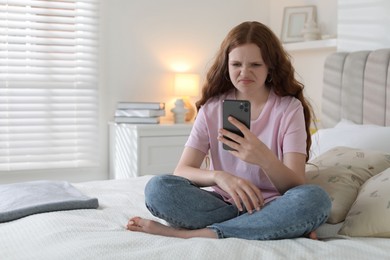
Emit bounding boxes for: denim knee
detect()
[144,175,183,208]
[145,175,166,200]
[289,184,332,221]
[306,185,331,212]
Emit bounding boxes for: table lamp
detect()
[171,73,199,123]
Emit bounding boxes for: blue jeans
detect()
[144,175,331,240]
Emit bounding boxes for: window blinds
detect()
[0,0,99,171]
[338,0,390,51]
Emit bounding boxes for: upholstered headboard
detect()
[321,49,390,128]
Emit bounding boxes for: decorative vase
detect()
[171,99,188,124]
[301,19,320,41]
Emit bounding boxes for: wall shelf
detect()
[283,38,337,51]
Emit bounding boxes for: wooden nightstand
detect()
[108,122,192,179]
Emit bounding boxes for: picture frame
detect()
[281,5,317,43]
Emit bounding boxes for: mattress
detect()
[1,175,389,260]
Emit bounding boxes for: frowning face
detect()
[228,43,269,95]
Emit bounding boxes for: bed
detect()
[1,49,390,260]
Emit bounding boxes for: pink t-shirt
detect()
[185,89,307,204]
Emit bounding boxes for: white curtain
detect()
[0,0,99,171]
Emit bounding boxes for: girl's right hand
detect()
[213,171,264,213]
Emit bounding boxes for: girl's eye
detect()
[231,63,241,67]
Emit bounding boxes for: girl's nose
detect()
[240,66,250,75]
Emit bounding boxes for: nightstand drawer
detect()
[109,122,192,179]
[140,136,188,175]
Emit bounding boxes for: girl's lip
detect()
[239,79,254,84]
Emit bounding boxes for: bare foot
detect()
[127,217,179,237]
[308,231,318,240]
[126,216,217,239]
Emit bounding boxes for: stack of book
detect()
[114,102,165,124]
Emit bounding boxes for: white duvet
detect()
[1,175,389,260]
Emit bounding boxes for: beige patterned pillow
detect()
[339,168,390,237]
[306,147,390,224]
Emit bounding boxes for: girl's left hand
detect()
[218,116,270,166]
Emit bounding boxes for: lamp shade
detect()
[174,73,199,97]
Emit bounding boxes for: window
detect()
[0,0,99,171]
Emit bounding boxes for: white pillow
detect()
[339,168,390,237]
[310,120,390,159]
[306,147,390,224]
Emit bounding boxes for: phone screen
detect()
[222,99,251,150]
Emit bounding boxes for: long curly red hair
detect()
[196,21,314,160]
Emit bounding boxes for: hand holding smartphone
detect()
[222,99,251,150]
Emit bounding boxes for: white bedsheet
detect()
[1,175,389,260]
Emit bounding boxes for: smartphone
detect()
[222,99,251,150]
